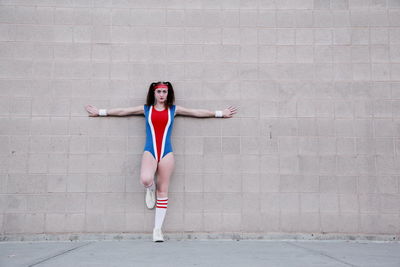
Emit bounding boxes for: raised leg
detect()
[140,151,158,188]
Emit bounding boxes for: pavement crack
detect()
[28,242,94,267]
[285,242,359,267]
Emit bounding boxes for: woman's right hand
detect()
[85,105,99,117]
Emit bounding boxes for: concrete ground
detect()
[1,238,400,267]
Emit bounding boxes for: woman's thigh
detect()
[156,153,175,197]
[140,151,158,186]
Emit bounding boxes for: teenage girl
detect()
[85,81,237,242]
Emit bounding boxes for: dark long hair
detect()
[146,81,175,107]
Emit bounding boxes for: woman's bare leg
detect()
[156,152,175,198]
[140,151,158,188]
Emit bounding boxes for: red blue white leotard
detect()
[144,104,176,162]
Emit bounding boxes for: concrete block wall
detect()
[1,0,400,238]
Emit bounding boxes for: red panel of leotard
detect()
[151,107,168,161]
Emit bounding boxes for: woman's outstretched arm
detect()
[175,105,237,118]
[85,105,144,117]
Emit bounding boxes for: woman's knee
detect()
[140,174,154,187]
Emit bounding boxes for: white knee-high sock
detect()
[154,197,168,229]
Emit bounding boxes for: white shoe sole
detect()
[145,188,155,209]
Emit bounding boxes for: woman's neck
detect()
[154,103,166,110]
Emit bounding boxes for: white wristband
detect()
[215,110,223,118]
[99,109,107,116]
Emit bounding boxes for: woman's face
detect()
[154,87,168,104]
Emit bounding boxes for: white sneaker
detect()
[153,228,164,242]
[145,187,156,209]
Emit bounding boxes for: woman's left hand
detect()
[222,106,238,118]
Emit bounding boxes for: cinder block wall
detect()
[1,0,400,238]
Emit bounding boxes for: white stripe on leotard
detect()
[148,106,158,161]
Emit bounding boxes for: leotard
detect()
[144,105,176,162]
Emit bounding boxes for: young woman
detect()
[85,81,237,242]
